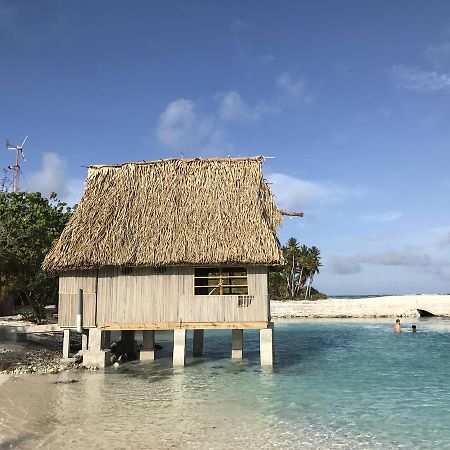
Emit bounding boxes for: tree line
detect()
[269,237,324,300]
[0,190,73,320]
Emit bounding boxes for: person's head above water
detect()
[412,324,417,332]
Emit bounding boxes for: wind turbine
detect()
[6,136,28,192]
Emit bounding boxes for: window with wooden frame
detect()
[194,268,248,295]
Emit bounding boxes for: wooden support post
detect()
[231,329,243,360]
[63,329,70,359]
[141,330,155,361]
[192,329,204,357]
[260,324,274,366]
[173,329,186,366]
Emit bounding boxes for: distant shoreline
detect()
[270,294,450,319]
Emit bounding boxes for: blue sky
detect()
[1,1,450,295]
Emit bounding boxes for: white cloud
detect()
[267,173,362,210]
[156,92,275,151]
[216,91,271,122]
[437,232,450,249]
[26,152,67,197]
[156,99,215,149]
[361,211,403,222]
[390,65,450,93]
[24,152,83,206]
[275,72,310,101]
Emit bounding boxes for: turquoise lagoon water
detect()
[1,318,450,449]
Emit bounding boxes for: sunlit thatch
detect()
[43,157,283,271]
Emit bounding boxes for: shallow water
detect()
[1,319,450,449]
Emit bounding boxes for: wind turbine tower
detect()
[5,136,28,192]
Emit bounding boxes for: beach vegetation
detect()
[269,237,325,300]
[0,191,74,321]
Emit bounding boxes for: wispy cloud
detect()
[267,173,363,210]
[361,211,403,222]
[331,246,450,281]
[230,19,274,66]
[156,99,218,150]
[390,65,450,93]
[275,72,312,101]
[331,256,362,275]
[423,42,450,68]
[0,1,64,45]
[215,91,273,122]
[156,90,276,151]
[437,231,450,249]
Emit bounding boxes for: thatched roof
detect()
[43,157,284,271]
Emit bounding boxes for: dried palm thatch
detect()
[43,157,284,271]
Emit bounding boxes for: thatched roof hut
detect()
[43,157,283,271]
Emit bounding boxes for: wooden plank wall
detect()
[96,266,192,324]
[96,266,269,325]
[58,270,97,327]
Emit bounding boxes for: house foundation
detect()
[173,329,186,366]
[231,329,243,360]
[82,328,111,368]
[260,324,274,366]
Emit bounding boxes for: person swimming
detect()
[412,324,417,332]
[393,318,401,333]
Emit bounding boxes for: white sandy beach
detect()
[270,294,450,318]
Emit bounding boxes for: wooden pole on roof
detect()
[279,210,304,217]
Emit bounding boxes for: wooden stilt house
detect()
[43,157,286,367]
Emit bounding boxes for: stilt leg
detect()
[82,328,111,368]
[260,325,274,366]
[63,329,70,358]
[88,328,102,351]
[173,329,186,366]
[193,329,204,357]
[232,329,243,360]
[82,329,89,351]
[141,330,155,360]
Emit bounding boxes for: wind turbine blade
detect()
[21,150,26,161]
[21,136,28,147]
[6,139,10,148]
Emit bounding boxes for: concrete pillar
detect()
[231,329,243,360]
[82,328,111,368]
[141,330,155,361]
[173,329,186,366]
[81,329,89,351]
[260,325,274,366]
[88,328,102,351]
[63,329,70,358]
[192,329,204,357]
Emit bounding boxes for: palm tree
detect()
[294,244,309,296]
[284,237,299,297]
[304,246,322,299]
